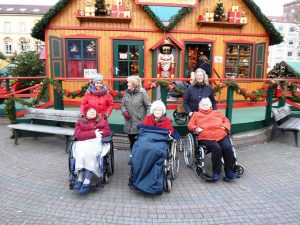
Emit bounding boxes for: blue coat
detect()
[130,125,170,195]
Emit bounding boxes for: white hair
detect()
[150,100,166,115]
[199,97,212,109]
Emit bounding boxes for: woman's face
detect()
[195,72,204,83]
[86,108,97,119]
[153,107,163,118]
[199,102,211,111]
[94,81,104,90]
[127,80,135,91]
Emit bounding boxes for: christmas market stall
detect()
[31,0,283,104]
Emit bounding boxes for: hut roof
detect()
[31,0,283,45]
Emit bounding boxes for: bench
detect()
[271,105,300,147]
[7,108,81,151]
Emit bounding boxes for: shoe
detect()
[73,181,83,190]
[223,172,240,182]
[79,184,90,195]
[206,173,220,182]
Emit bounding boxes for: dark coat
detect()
[130,125,170,195]
[195,60,210,76]
[74,116,112,141]
[183,84,217,114]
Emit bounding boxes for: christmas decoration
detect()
[85,0,96,16]
[95,0,106,16]
[214,1,225,22]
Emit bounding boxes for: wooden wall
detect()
[45,0,270,101]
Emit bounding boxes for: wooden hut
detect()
[31,0,283,103]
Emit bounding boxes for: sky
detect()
[0,0,293,16]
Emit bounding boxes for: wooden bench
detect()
[7,108,81,151]
[271,105,300,147]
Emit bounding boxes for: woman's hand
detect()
[95,129,103,138]
[194,127,203,134]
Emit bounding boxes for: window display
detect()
[225,44,252,78]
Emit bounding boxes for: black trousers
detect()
[128,134,138,151]
[198,135,234,174]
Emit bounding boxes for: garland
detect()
[5,78,299,123]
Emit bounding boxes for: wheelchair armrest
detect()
[102,135,112,143]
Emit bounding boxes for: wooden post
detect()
[225,86,233,122]
[5,79,10,92]
[160,85,168,105]
[265,86,274,125]
[278,81,285,107]
[54,80,64,110]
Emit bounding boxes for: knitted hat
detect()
[83,103,98,115]
[150,100,166,115]
[199,97,212,109]
[93,73,103,83]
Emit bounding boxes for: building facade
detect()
[0,4,51,58]
[267,16,300,72]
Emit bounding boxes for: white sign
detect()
[84,69,97,78]
[214,56,223,63]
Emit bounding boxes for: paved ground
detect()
[1,118,300,225]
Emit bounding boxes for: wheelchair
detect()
[67,134,114,190]
[128,126,179,194]
[183,133,244,179]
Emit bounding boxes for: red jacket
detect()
[74,117,112,141]
[142,114,174,134]
[80,92,113,117]
[188,109,230,141]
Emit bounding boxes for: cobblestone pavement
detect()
[1,120,300,225]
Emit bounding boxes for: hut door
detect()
[49,36,65,78]
[113,40,144,91]
[253,42,266,78]
[184,43,212,78]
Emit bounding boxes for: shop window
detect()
[225,44,252,78]
[66,39,98,78]
[287,51,293,57]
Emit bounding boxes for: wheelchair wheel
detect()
[173,110,188,125]
[171,140,179,179]
[109,141,114,175]
[164,175,172,192]
[184,133,194,167]
[233,164,244,176]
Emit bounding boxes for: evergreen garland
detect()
[31,0,283,45]
[95,0,106,16]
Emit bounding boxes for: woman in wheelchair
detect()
[129,100,179,194]
[142,100,174,136]
[187,98,240,182]
[72,103,112,195]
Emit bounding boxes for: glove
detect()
[188,112,193,117]
[95,129,103,138]
[195,127,203,134]
[123,111,130,120]
[103,113,108,120]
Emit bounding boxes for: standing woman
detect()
[80,73,114,119]
[183,68,217,118]
[121,75,151,150]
